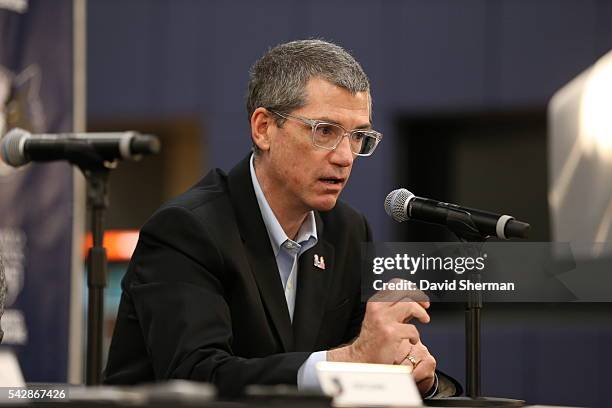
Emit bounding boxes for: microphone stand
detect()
[69,149,116,386]
[426,209,524,407]
[83,166,110,386]
[1,133,159,384]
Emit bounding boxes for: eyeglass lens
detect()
[313,123,378,155]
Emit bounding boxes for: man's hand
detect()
[396,340,437,396]
[328,280,430,364]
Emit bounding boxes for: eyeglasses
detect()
[269,110,383,156]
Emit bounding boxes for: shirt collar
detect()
[249,154,317,256]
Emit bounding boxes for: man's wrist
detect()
[327,345,349,362]
[327,344,359,363]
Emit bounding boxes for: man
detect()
[105,39,458,398]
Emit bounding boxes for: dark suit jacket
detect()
[104,155,370,395]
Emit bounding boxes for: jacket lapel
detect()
[293,213,335,351]
[227,155,294,352]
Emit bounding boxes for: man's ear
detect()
[250,107,274,152]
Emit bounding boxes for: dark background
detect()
[86,1,612,406]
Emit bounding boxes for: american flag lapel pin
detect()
[314,254,326,270]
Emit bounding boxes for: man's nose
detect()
[329,134,354,167]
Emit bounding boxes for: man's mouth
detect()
[320,177,345,185]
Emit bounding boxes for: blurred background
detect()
[1,0,612,407]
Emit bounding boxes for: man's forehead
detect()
[301,78,371,123]
[303,77,368,99]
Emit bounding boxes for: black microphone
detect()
[0,128,160,167]
[384,188,530,240]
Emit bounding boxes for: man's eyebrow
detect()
[317,117,372,130]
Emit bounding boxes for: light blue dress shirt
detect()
[249,155,327,391]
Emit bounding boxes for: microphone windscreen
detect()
[0,128,29,167]
[384,188,414,222]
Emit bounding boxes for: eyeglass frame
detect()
[267,109,383,156]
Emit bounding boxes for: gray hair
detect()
[246,40,371,152]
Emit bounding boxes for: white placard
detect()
[0,349,25,387]
[317,361,422,407]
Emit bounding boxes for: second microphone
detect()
[384,188,530,240]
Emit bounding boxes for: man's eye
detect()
[316,125,338,137]
[353,132,366,141]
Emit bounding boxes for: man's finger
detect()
[393,339,413,365]
[412,355,436,382]
[389,300,430,324]
[395,323,421,345]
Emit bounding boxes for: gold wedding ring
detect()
[406,355,419,369]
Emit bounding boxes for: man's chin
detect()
[311,196,339,212]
